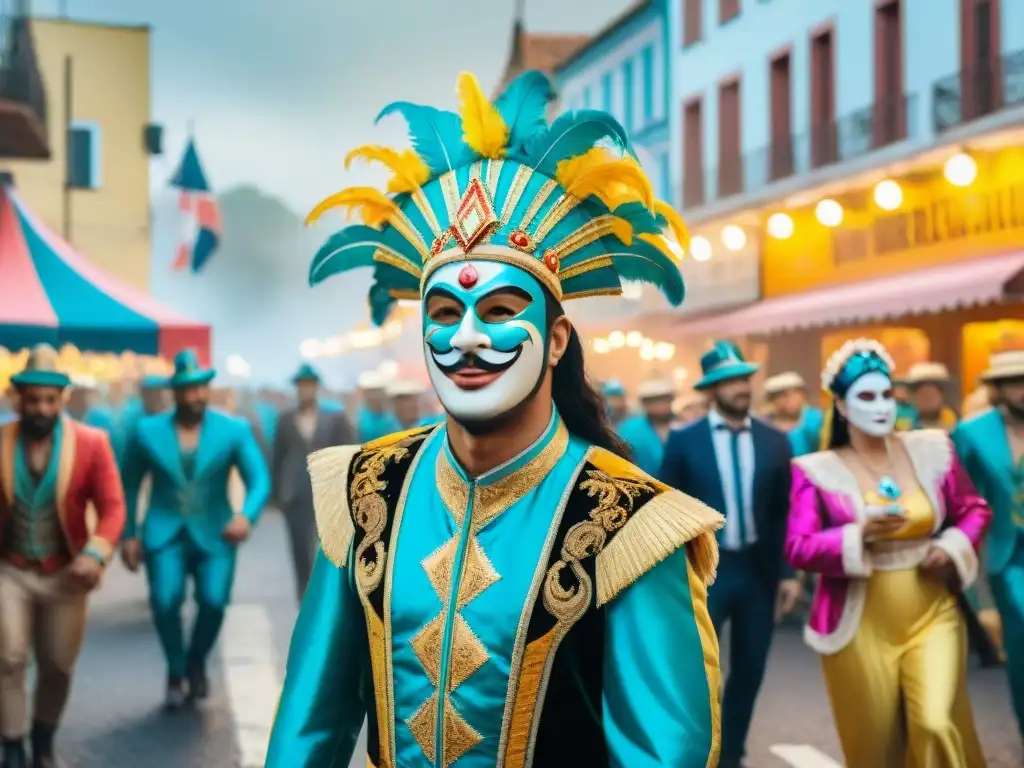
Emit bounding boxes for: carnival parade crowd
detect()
[0,68,1021,768]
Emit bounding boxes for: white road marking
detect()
[220,604,282,767]
[770,744,843,768]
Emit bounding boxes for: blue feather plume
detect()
[368,281,396,326]
[607,239,686,306]
[610,201,663,236]
[495,70,554,155]
[308,225,417,287]
[520,110,630,175]
[375,101,472,176]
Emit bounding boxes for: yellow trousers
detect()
[821,568,985,767]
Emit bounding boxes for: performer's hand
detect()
[920,545,958,588]
[120,540,142,573]
[222,514,252,544]
[862,511,906,542]
[775,577,803,622]
[67,554,104,591]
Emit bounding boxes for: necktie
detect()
[718,424,748,545]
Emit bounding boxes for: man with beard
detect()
[0,345,125,768]
[119,349,269,708]
[763,371,823,457]
[659,340,801,768]
[617,379,676,475]
[953,349,1024,744]
[272,363,353,600]
[267,70,724,767]
[904,361,958,431]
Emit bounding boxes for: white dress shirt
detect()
[708,408,758,550]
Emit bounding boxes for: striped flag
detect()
[169,138,221,273]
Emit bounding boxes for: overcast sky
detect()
[37,0,635,212]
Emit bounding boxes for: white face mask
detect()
[842,371,897,437]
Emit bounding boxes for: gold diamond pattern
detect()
[406,528,500,765]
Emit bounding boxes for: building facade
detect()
[0,18,152,290]
[659,0,1024,405]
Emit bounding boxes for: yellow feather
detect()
[639,232,682,261]
[344,145,431,194]
[305,186,400,229]
[456,71,509,159]
[555,149,654,209]
[654,200,690,250]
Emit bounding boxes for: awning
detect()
[675,251,1024,337]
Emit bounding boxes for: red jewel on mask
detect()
[458,264,478,288]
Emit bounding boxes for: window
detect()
[874,0,904,145]
[683,0,702,46]
[769,50,793,179]
[719,0,740,24]
[622,59,635,131]
[601,72,613,112]
[960,0,1002,119]
[810,28,836,168]
[717,78,742,197]
[66,121,101,190]
[683,97,704,207]
[641,46,655,121]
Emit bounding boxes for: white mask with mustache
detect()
[842,371,897,437]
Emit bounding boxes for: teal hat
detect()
[167,349,215,389]
[304,70,689,326]
[693,341,759,390]
[140,375,168,390]
[10,344,70,389]
[291,362,321,384]
[602,379,626,397]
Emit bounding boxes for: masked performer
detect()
[787,339,988,767]
[119,350,270,708]
[267,70,725,768]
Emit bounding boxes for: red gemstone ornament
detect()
[458,264,479,288]
[508,228,535,253]
[542,250,560,273]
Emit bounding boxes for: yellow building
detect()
[0,18,151,291]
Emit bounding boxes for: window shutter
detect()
[66,126,93,189]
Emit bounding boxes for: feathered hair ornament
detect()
[305,70,689,325]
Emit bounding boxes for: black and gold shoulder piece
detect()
[582,447,725,605]
[308,424,438,567]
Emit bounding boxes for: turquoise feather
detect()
[308,225,418,287]
[495,70,554,154]
[610,201,663,235]
[607,238,686,306]
[375,101,472,176]
[368,282,396,326]
[518,110,630,175]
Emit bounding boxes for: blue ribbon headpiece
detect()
[305,70,688,325]
[822,339,895,397]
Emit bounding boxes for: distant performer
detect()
[763,371,822,457]
[272,363,353,600]
[0,346,126,768]
[119,350,270,708]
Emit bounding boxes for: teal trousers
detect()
[145,532,237,679]
[991,533,1024,741]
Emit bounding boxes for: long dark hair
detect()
[546,294,632,459]
[826,400,851,450]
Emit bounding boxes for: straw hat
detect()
[980,351,1024,382]
[763,371,806,397]
[904,362,950,385]
[387,380,427,398]
[357,370,387,390]
[71,373,98,389]
[636,379,675,400]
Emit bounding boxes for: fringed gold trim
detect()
[557,254,613,281]
[544,215,630,265]
[373,247,424,279]
[412,187,443,238]
[421,246,563,300]
[500,166,532,223]
[518,179,559,233]
[530,193,582,244]
[308,444,362,567]
[440,172,460,222]
[594,489,724,607]
[486,159,503,198]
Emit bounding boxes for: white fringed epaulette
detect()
[308,444,362,567]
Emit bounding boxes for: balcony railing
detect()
[681,94,917,210]
[932,48,1024,134]
[0,0,49,159]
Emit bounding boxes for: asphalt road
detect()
[50,513,1021,767]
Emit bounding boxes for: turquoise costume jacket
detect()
[358,407,401,443]
[268,418,724,768]
[784,406,823,457]
[120,409,270,554]
[953,408,1022,574]
[615,415,664,476]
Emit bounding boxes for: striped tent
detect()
[0,183,211,362]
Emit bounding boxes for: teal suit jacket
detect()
[616,415,664,476]
[121,409,270,554]
[953,408,1021,574]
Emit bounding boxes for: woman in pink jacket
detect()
[786,338,989,767]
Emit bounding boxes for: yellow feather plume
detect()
[456,72,508,159]
[554,148,655,209]
[344,145,431,194]
[639,233,682,261]
[654,200,690,250]
[305,186,400,229]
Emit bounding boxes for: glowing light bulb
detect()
[944,152,977,187]
[625,331,644,348]
[873,179,902,211]
[815,199,844,227]
[721,225,747,251]
[767,212,794,239]
[592,338,610,354]
[690,236,712,262]
[654,342,675,361]
[608,331,625,348]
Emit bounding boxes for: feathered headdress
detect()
[306,70,688,324]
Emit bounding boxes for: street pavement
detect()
[53,512,1021,767]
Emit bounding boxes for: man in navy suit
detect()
[659,341,801,768]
